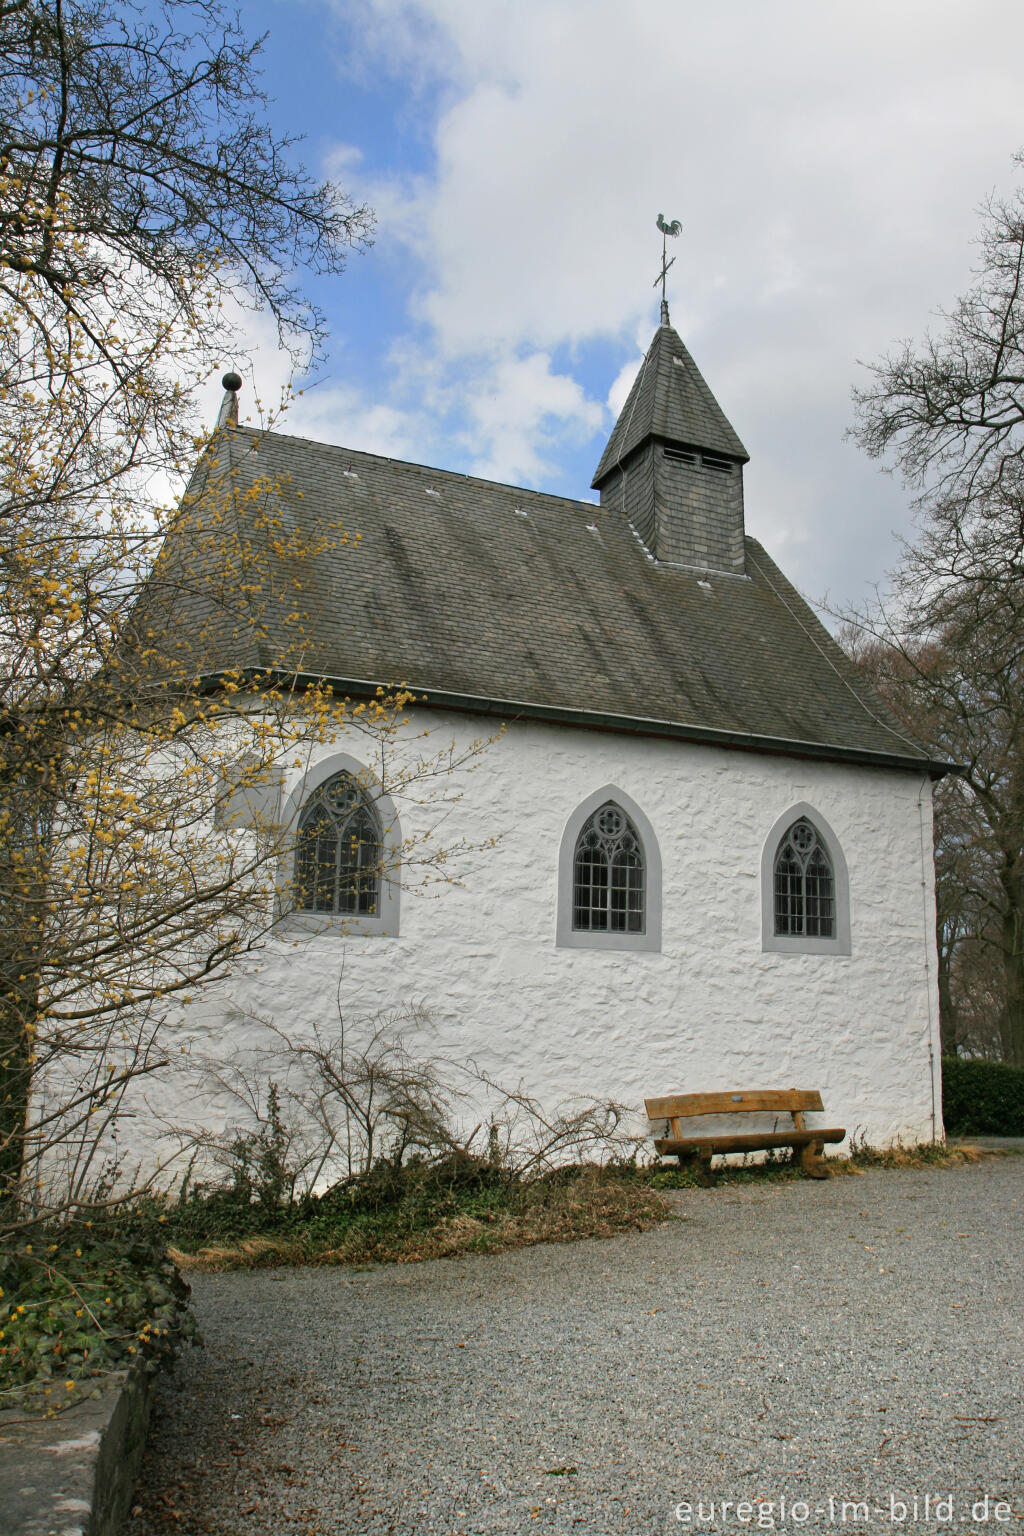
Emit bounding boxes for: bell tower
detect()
[592,300,749,575]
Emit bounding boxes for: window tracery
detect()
[572,801,645,933]
[295,771,382,916]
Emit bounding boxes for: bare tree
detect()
[844,625,1017,1060]
[0,0,372,1216]
[849,162,1024,1063]
[853,160,1024,509]
[0,0,371,364]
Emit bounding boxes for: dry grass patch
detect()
[156,1143,1006,1274]
[641,1138,1006,1190]
[844,1138,1000,1171]
[167,1168,673,1271]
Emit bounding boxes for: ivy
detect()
[0,1225,197,1413]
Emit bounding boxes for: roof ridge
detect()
[230,424,601,515]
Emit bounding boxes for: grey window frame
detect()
[556,784,662,953]
[760,802,850,956]
[295,772,384,919]
[276,753,401,937]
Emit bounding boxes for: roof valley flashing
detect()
[168,327,952,779]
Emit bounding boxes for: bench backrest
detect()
[644,1089,824,1120]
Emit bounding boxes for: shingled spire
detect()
[592,307,749,574]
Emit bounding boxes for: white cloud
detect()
[607,354,643,419]
[198,299,601,489]
[310,0,1024,601]
[458,350,603,485]
[343,0,1023,356]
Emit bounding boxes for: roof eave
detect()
[197,668,959,779]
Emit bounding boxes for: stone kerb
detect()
[0,1362,154,1536]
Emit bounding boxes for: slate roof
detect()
[592,318,749,486]
[157,422,948,775]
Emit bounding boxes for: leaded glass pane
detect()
[295,806,336,912]
[336,803,380,915]
[773,818,834,939]
[295,773,382,916]
[774,849,802,936]
[574,834,610,931]
[610,839,643,932]
[573,801,645,934]
[805,848,834,938]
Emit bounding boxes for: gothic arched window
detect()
[294,771,382,916]
[573,800,645,934]
[773,817,835,939]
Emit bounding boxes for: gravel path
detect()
[123,1161,1024,1536]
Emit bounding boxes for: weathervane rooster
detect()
[655,214,682,311]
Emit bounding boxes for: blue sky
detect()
[211,0,1024,617]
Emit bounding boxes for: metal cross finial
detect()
[654,213,682,322]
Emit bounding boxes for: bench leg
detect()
[678,1149,716,1187]
[799,1139,829,1179]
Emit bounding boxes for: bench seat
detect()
[645,1088,846,1183]
[654,1127,847,1157]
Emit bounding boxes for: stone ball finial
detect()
[222,370,242,393]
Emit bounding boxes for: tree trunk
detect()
[0,770,52,1209]
[1000,907,1024,1066]
[937,927,959,1056]
[0,978,35,1208]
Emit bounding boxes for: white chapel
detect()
[144,298,951,1160]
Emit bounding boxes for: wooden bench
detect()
[644,1089,846,1184]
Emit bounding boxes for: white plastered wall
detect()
[129,709,944,1170]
